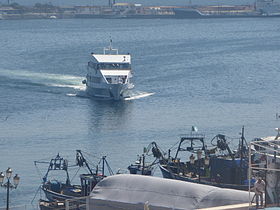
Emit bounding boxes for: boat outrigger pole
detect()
[76,150,94,175]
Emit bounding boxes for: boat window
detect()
[122,76,127,84]
[106,77,112,84]
[122,63,130,69]
[88,61,96,68]
[99,63,131,70]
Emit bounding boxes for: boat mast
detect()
[104,39,118,55]
[76,150,94,175]
[239,126,245,184]
[142,154,145,175]
[100,156,114,176]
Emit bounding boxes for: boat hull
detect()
[42,187,80,202]
[86,83,130,100]
[159,164,248,191]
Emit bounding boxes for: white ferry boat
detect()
[83,41,134,100]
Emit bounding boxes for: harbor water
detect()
[0,18,280,207]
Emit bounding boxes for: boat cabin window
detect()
[106,78,112,83]
[88,61,97,69]
[105,76,127,84]
[99,63,130,70]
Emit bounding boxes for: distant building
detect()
[255,0,280,15]
[0,6,22,14]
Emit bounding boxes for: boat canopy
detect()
[91,54,131,63]
[89,174,251,210]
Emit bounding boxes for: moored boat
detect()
[128,142,165,175]
[158,127,252,190]
[35,150,113,202]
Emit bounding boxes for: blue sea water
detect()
[0,18,280,207]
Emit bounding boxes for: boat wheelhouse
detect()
[83,41,134,100]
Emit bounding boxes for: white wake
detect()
[0,69,85,91]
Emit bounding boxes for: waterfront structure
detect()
[248,129,280,208]
[1,0,280,20]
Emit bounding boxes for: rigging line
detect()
[68,164,79,168]
[79,152,98,166]
[82,150,100,159]
[31,186,42,204]
[104,159,114,175]
[86,159,96,167]
[156,144,167,154]
[71,167,81,183]
[151,164,159,176]
[168,139,180,151]
[34,164,44,182]
[97,158,102,165]
[34,161,50,165]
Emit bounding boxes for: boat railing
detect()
[103,47,119,55]
[179,133,205,139]
[249,137,280,208]
[65,196,89,210]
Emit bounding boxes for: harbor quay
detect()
[2,130,279,210]
[1,0,280,20]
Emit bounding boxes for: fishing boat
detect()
[128,142,165,175]
[35,150,113,202]
[82,40,134,100]
[158,127,251,190]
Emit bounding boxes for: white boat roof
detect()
[91,54,131,63]
[89,174,251,210]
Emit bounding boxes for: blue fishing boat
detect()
[158,127,252,191]
[35,150,113,202]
